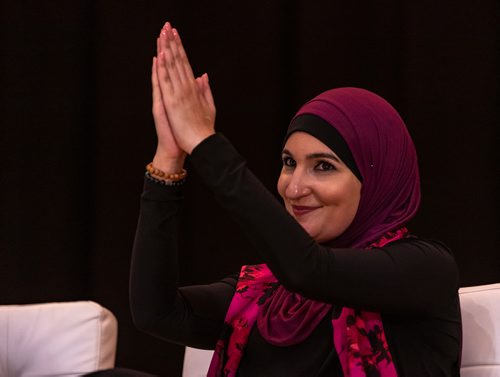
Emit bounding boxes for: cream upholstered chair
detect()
[459,283,500,377]
[182,347,213,377]
[182,283,500,377]
[0,301,118,377]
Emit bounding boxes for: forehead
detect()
[283,132,336,154]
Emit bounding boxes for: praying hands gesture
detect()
[151,22,216,173]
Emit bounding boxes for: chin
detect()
[311,228,343,244]
[301,224,321,241]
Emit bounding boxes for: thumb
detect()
[201,73,215,108]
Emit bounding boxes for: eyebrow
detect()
[282,149,341,163]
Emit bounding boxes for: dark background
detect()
[1,1,498,375]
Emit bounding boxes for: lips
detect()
[291,205,320,217]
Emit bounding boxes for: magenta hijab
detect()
[292,87,420,248]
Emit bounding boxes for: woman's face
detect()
[277,132,362,243]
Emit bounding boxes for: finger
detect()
[167,27,189,84]
[159,24,169,54]
[157,51,174,96]
[201,73,215,109]
[195,76,204,91]
[151,57,162,104]
[172,28,195,81]
[159,23,174,70]
[162,21,171,32]
[160,32,182,92]
[152,58,168,122]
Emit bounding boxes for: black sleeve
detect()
[130,178,237,349]
[189,133,459,316]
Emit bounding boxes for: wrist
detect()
[185,130,216,155]
[152,152,185,173]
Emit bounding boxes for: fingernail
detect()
[172,28,178,37]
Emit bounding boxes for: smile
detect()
[291,205,320,217]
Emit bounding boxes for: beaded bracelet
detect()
[146,162,187,181]
[145,172,186,186]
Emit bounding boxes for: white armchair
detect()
[459,283,500,377]
[182,347,213,377]
[0,301,118,377]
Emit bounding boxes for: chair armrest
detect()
[0,301,118,376]
[459,283,500,376]
[182,347,214,377]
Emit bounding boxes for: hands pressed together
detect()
[151,22,216,173]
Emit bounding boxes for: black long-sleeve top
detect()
[130,134,462,376]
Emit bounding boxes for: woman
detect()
[130,22,462,376]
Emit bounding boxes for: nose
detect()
[284,169,311,200]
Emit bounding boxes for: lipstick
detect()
[291,205,319,217]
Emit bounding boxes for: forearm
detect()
[189,134,459,314]
[130,178,236,348]
[130,179,183,331]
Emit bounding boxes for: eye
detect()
[315,160,336,171]
[282,156,296,168]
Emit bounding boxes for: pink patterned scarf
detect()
[208,229,408,377]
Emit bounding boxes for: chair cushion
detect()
[0,301,117,376]
[459,283,500,377]
[182,347,214,377]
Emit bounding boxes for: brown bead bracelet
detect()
[145,172,185,186]
[146,162,187,182]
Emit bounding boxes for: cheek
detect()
[276,171,287,199]
[321,180,361,215]
[336,183,362,222]
[348,180,362,212]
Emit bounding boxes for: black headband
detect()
[284,114,363,182]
